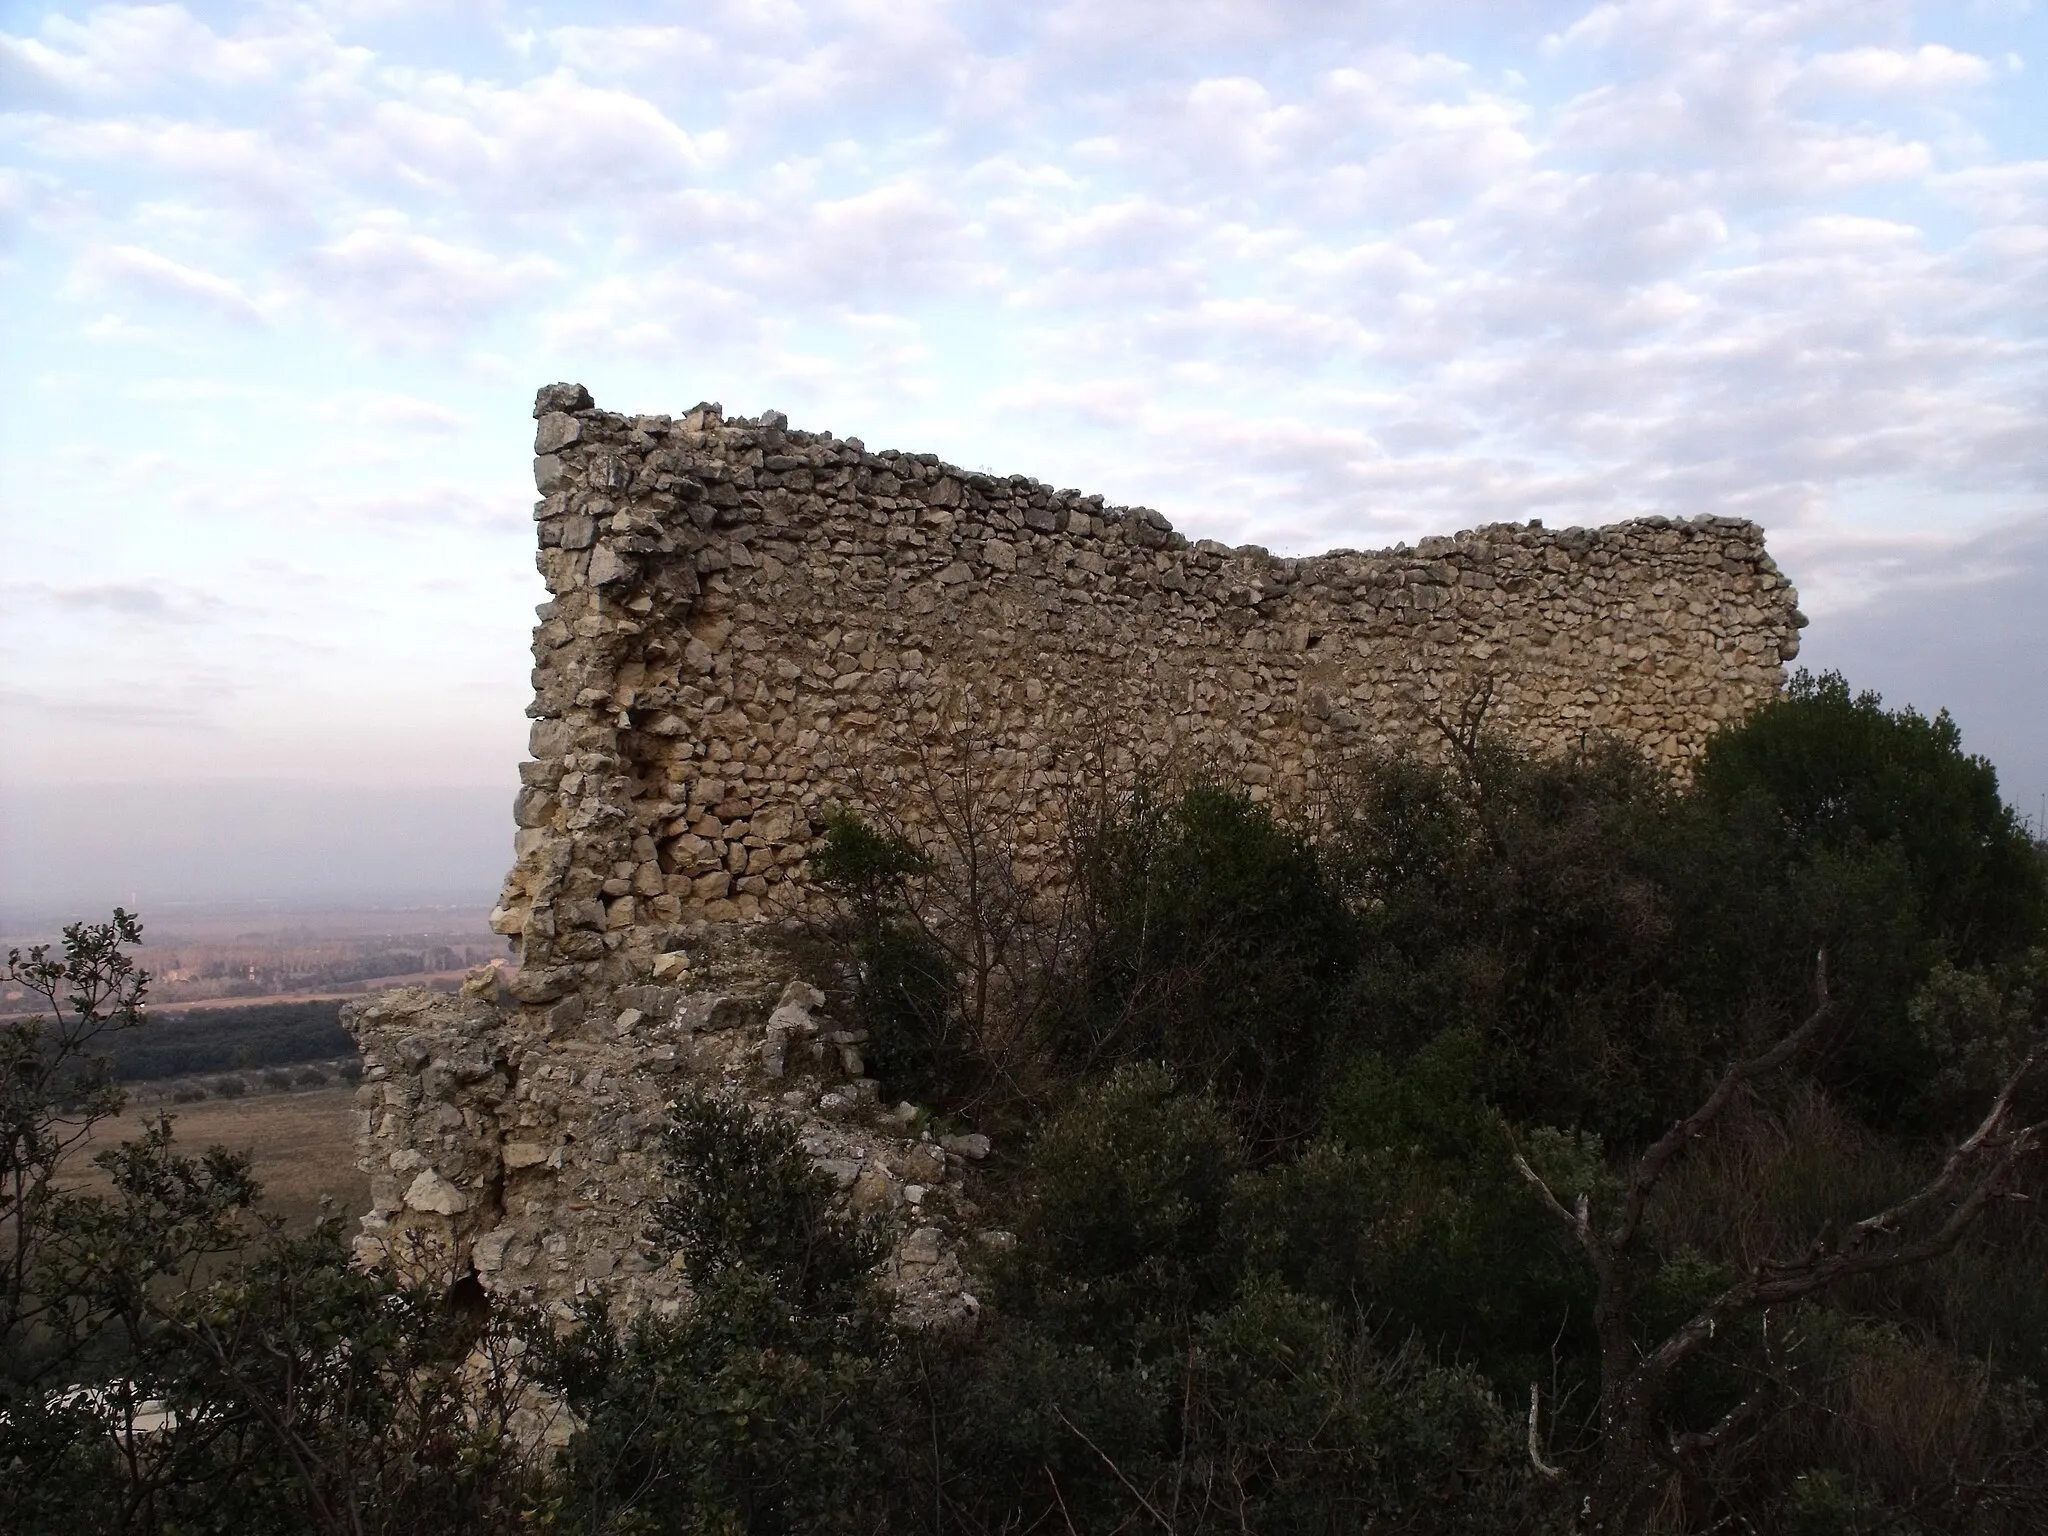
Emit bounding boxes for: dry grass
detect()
[61,1083,367,1231]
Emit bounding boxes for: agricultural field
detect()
[63,1083,367,1232]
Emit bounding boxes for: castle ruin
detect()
[345,383,1806,1315]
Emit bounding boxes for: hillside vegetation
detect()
[4,671,2045,1535]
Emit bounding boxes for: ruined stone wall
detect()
[488,382,1803,990]
[347,382,1806,1314]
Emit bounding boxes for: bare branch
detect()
[1827,1049,2040,1255]
[1528,1385,1565,1481]
[1054,1404,1178,1533]
[1511,950,2043,1535]
[1634,1057,2044,1404]
[1507,1130,1591,1246]
[1666,1381,1770,1465]
[1612,951,1833,1252]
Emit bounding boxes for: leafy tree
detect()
[811,810,963,1104]
[1694,670,2046,964]
[995,1064,1242,1351]
[139,1218,540,1535]
[1687,672,2048,1129]
[3,912,258,1399]
[3,914,537,1536]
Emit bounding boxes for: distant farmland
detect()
[65,1084,366,1231]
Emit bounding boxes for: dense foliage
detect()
[101,999,353,1083]
[6,671,2045,1534]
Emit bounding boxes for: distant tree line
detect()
[4,671,2045,1535]
[102,1000,354,1084]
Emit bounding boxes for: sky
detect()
[2,0,2045,913]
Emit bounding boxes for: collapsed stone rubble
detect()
[346,924,992,1326]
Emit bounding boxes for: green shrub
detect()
[650,1094,885,1313]
[811,810,970,1104]
[917,1279,1545,1535]
[1695,670,2046,963]
[848,919,960,1102]
[1325,739,1722,1141]
[810,807,933,922]
[541,1095,897,1534]
[1057,779,1357,1144]
[998,1063,1241,1350]
[1693,670,2048,1128]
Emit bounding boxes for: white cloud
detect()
[359,393,472,432]
[0,168,36,246]
[541,266,764,356]
[66,243,265,324]
[1799,43,1994,94]
[7,4,353,100]
[9,578,231,624]
[777,179,989,298]
[357,68,717,200]
[0,32,76,107]
[304,222,560,345]
[36,117,311,220]
[545,23,720,79]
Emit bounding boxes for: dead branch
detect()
[1054,1404,1177,1534]
[1529,1385,1565,1480]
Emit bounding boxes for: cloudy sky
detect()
[2,0,2045,911]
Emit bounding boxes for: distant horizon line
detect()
[0,893,499,931]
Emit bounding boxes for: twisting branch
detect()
[1506,946,2048,1536]
[1664,1381,1771,1466]
[1509,1143,1591,1246]
[1054,1404,1178,1534]
[1423,675,1498,782]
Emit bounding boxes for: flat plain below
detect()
[62,1084,367,1232]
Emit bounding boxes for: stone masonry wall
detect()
[488,381,1803,987]
[346,381,1805,1317]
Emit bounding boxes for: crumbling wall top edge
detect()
[529,380,1775,574]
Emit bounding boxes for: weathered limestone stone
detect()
[347,929,992,1328]
[404,1170,470,1216]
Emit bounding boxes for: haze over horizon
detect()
[3,0,2045,915]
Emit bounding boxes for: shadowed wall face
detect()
[491,383,1804,997]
